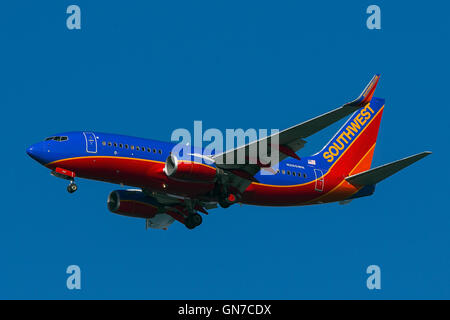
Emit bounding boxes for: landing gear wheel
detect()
[185,213,202,230]
[67,183,78,194]
[219,199,231,209]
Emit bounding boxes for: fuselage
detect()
[22,77,432,229]
[26,130,373,206]
[27,79,429,231]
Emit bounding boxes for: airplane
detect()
[26,75,431,230]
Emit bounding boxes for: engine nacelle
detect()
[164,154,217,183]
[107,190,176,229]
[107,189,160,219]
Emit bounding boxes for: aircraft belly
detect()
[240,183,322,206]
[240,173,361,206]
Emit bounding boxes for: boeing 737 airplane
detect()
[26,75,431,230]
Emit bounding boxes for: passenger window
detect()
[125,144,128,149]
[102,141,106,146]
[147,148,151,152]
[287,171,291,175]
[292,172,296,176]
[303,173,307,178]
[119,143,123,148]
[142,146,145,151]
[282,170,285,175]
[136,146,140,151]
[108,142,112,146]
[158,149,162,154]
[153,148,156,153]
[114,142,118,147]
[60,137,68,141]
[131,145,134,150]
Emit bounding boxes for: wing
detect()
[213,74,381,182]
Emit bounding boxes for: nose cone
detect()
[26,142,46,164]
[26,146,34,157]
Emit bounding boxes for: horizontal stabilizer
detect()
[345,151,431,186]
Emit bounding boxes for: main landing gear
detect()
[184,213,202,230]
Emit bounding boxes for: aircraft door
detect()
[83,132,97,153]
[314,169,324,192]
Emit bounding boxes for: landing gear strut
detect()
[185,213,202,230]
[51,167,78,194]
[67,182,78,194]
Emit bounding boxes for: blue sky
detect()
[0,1,448,299]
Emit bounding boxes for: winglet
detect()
[352,74,380,106]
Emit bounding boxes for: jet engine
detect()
[164,154,217,183]
[107,190,175,229]
[107,189,160,219]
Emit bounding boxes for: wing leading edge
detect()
[213,74,381,177]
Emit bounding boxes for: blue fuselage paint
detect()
[26,131,321,187]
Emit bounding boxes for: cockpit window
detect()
[45,136,68,142]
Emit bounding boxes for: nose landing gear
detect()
[67,182,78,194]
[51,167,78,194]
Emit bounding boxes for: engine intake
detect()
[164,154,217,183]
[107,190,177,229]
[107,190,159,219]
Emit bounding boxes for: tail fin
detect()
[315,97,385,176]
